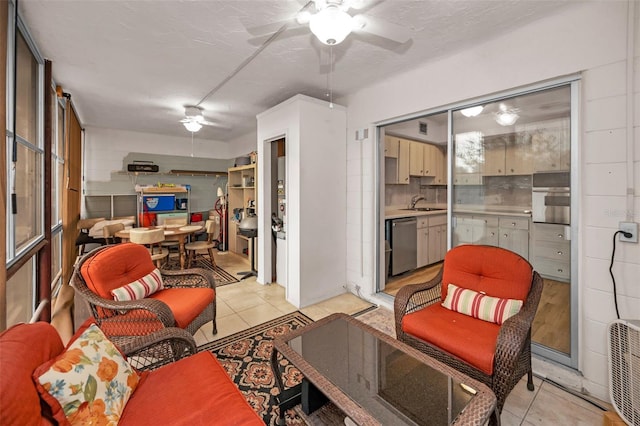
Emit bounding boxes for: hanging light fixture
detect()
[494,103,519,126]
[460,105,484,117]
[183,121,202,132]
[309,4,354,45]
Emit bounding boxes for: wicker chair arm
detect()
[160,268,216,290]
[394,268,444,338]
[492,271,544,397]
[119,327,197,372]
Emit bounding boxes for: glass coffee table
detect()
[271,313,497,426]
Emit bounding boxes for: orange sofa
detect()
[0,322,263,425]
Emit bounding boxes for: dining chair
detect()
[184,220,217,269]
[161,217,188,255]
[102,222,125,245]
[129,228,169,268]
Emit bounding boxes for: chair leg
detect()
[527,369,535,391]
[207,248,217,268]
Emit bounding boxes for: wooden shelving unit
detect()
[227,164,257,260]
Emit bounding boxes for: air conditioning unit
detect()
[608,319,640,426]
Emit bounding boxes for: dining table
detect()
[115,224,204,269]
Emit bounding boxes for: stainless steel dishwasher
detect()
[388,217,417,276]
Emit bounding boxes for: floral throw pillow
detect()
[111,268,164,301]
[34,324,139,425]
[441,283,523,325]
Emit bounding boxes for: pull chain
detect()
[191,131,194,157]
[329,45,334,109]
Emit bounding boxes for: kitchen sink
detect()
[399,207,445,211]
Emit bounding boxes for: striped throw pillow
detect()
[441,283,523,325]
[111,268,164,301]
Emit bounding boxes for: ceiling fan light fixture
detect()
[183,121,202,132]
[309,5,353,45]
[494,103,519,126]
[460,105,484,117]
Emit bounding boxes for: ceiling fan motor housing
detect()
[184,106,204,120]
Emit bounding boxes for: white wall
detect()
[341,1,639,402]
[257,95,347,307]
[84,126,235,182]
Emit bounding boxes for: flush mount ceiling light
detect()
[460,106,484,117]
[308,4,354,45]
[494,103,520,126]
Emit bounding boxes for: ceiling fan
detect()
[180,106,227,132]
[246,0,412,46]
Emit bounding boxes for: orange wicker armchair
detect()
[72,243,217,354]
[394,245,543,423]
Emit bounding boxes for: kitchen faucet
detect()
[409,195,426,209]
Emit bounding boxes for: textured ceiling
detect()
[19,0,576,142]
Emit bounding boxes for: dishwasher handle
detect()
[392,217,417,226]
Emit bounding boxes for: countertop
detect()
[385,205,532,219]
[385,209,447,220]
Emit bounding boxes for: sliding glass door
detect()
[378,80,578,368]
[450,84,576,366]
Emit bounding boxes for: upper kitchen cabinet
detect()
[481,133,533,176]
[409,141,436,177]
[384,136,410,184]
[432,146,447,185]
[384,136,399,158]
[524,118,570,172]
[481,134,507,176]
[453,132,482,185]
[505,132,533,175]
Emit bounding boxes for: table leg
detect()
[179,237,186,269]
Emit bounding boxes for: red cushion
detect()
[402,304,500,375]
[149,288,215,328]
[0,322,64,426]
[81,243,156,299]
[121,351,263,425]
[441,245,532,301]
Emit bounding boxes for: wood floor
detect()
[532,278,571,354]
[384,266,571,354]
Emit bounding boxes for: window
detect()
[6,10,44,263]
[5,2,46,326]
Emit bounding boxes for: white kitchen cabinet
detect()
[428,214,447,263]
[454,213,529,260]
[416,219,429,268]
[498,217,530,259]
[474,216,499,246]
[532,223,570,281]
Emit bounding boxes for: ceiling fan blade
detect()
[202,120,232,130]
[355,14,411,44]
[244,19,296,37]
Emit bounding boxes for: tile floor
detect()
[196,251,608,425]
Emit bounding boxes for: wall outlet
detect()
[619,222,638,243]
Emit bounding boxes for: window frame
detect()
[6,4,46,269]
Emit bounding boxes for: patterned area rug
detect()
[164,257,239,286]
[198,312,314,425]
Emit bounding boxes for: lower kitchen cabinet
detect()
[532,223,570,281]
[416,217,430,268]
[417,214,447,268]
[428,216,447,263]
[453,213,530,260]
[498,217,529,260]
